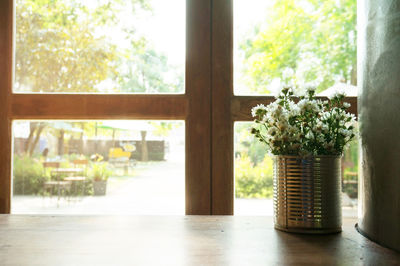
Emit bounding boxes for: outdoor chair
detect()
[42,161,71,201]
[62,159,88,197]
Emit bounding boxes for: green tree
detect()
[15,0,182,94]
[116,39,183,93]
[241,0,356,93]
[15,0,119,92]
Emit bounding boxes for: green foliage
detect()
[89,162,112,181]
[116,44,183,93]
[150,122,183,137]
[235,154,274,199]
[235,123,268,165]
[15,0,182,94]
[15,0,117,92]
[343,138,358,198]
[13,155,47,195]
[241,0,356,93]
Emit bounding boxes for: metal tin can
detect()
[273,155,342,234]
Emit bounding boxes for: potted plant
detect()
[251,86,356,233]
[90,162,112,196]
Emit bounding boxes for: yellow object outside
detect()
[109,148,131,159]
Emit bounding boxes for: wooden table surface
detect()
[0,215,399,266]
[51,168,83,175]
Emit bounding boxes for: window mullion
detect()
[211,0,234,215]
[185,0,212,214]
[0,0,13,214]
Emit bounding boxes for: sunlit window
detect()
[12,120,185,215]
[234,0,357,95]
[14,0,185,94]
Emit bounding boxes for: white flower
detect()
[330,91,346,100]
[343,102,351,108]
[260,114,266,123]
[251,104,267,117]
[313,120,324,133]
[298,99,320,113]
[321,111,331,120]
[304,81,317,89]
[266,116,275,124]
[282,67,294,79]
[298,99,308,111]
[347,113,356,122]
[269,103,287,120]
[310,100,321,112]
[339,128,352,137]
[305,131,314,140]
[251,80,356,156]
[288,101,300,116]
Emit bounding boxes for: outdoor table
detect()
[63,176,86,197]
[50,168,85,197]
[42,180,71,200]
[51,168,83,176]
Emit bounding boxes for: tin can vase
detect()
[273,155,342,234]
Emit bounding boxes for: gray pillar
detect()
[358,0,400,252]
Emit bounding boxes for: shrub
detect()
[13,155,47,195]
[235,154,274,198]
[89,162,112,181]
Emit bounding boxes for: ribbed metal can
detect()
[273,155,342,234]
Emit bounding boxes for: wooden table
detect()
[48,168,85,197]
[63,176,86,197]
[51,168,83,177]
[0,215,399,265]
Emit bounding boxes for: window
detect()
[0,0,357,215]
[12,120,185,215]
[14,0,185,94]
[233,0,358,216]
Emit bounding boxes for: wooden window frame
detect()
[0,0,357,214]
[211,0,357,215]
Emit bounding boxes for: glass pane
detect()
[14,0,185,94]
[234,122,358,217]
[12,120,185,215]
[234,0,357,96]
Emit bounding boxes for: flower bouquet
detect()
[251,86,356,233]
[251,87,356,157]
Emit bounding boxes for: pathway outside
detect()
[12,159,357,217]
[13,160,185,215]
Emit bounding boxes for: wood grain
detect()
[211,0,234,215]
[0,215,399,265]
[0,0,13,213]
[185,0,212,214]
[11,94,188,119]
